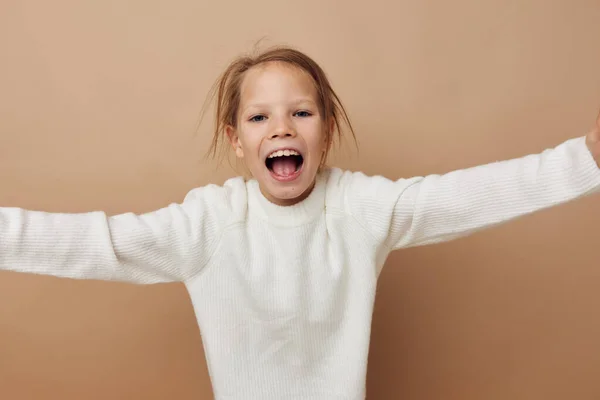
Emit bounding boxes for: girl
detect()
[1,46,600,400]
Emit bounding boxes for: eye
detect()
[249,115,266,122]
[294,110,312,118]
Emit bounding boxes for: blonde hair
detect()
[201,45,356,166]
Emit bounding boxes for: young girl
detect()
[1,46,600,399]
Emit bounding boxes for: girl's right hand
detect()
[585,109,600,168]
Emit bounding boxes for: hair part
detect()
[200,45,356,167]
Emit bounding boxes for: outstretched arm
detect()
[343,111,600,251]
[0,183,237,284]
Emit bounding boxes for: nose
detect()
[269,116,296,139]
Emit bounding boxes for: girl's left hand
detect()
[585,109,600,168]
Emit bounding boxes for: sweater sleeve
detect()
[342,136,600,251]
[0,183,237,284]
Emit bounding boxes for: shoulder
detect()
[181,175,249,225]
[321,166,422,242]
[322,167,420,207]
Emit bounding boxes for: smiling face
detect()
[226,62,328,206]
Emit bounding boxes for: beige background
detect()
[1,0,600,399]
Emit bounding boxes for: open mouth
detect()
[265,149,304,181]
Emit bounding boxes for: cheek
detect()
[241,123,266,142]
[238,131,264,163]
[314,125,328,151]
[300,119,326,142]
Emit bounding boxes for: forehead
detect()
[239,62,318,106]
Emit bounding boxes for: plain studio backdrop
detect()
[1,0,600,399]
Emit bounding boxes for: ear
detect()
[329,118,336,134]
[322,118,335,150]
[226,125,244,158]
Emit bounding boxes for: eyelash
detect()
[248,111,313,122]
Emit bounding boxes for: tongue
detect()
[271,157,297,177]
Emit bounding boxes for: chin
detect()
[272,183,309,199]
[257,166,317,206]
[263,180,311,204]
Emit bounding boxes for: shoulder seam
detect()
[326,205,392,253]
[183,220,245,283]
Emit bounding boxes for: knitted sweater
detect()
[1,136,599,399]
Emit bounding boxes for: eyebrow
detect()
[242,98,317,112]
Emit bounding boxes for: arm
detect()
[0,183,239,284]
[343,134,600,251]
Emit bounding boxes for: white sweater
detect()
[1,136,599,399]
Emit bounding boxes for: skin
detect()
[226,62,330,206]
[226,62,600,206]
[585,110,600,168]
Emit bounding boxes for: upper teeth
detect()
[267,149,300,158]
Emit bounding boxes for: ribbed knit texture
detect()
[1,136,599,399]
